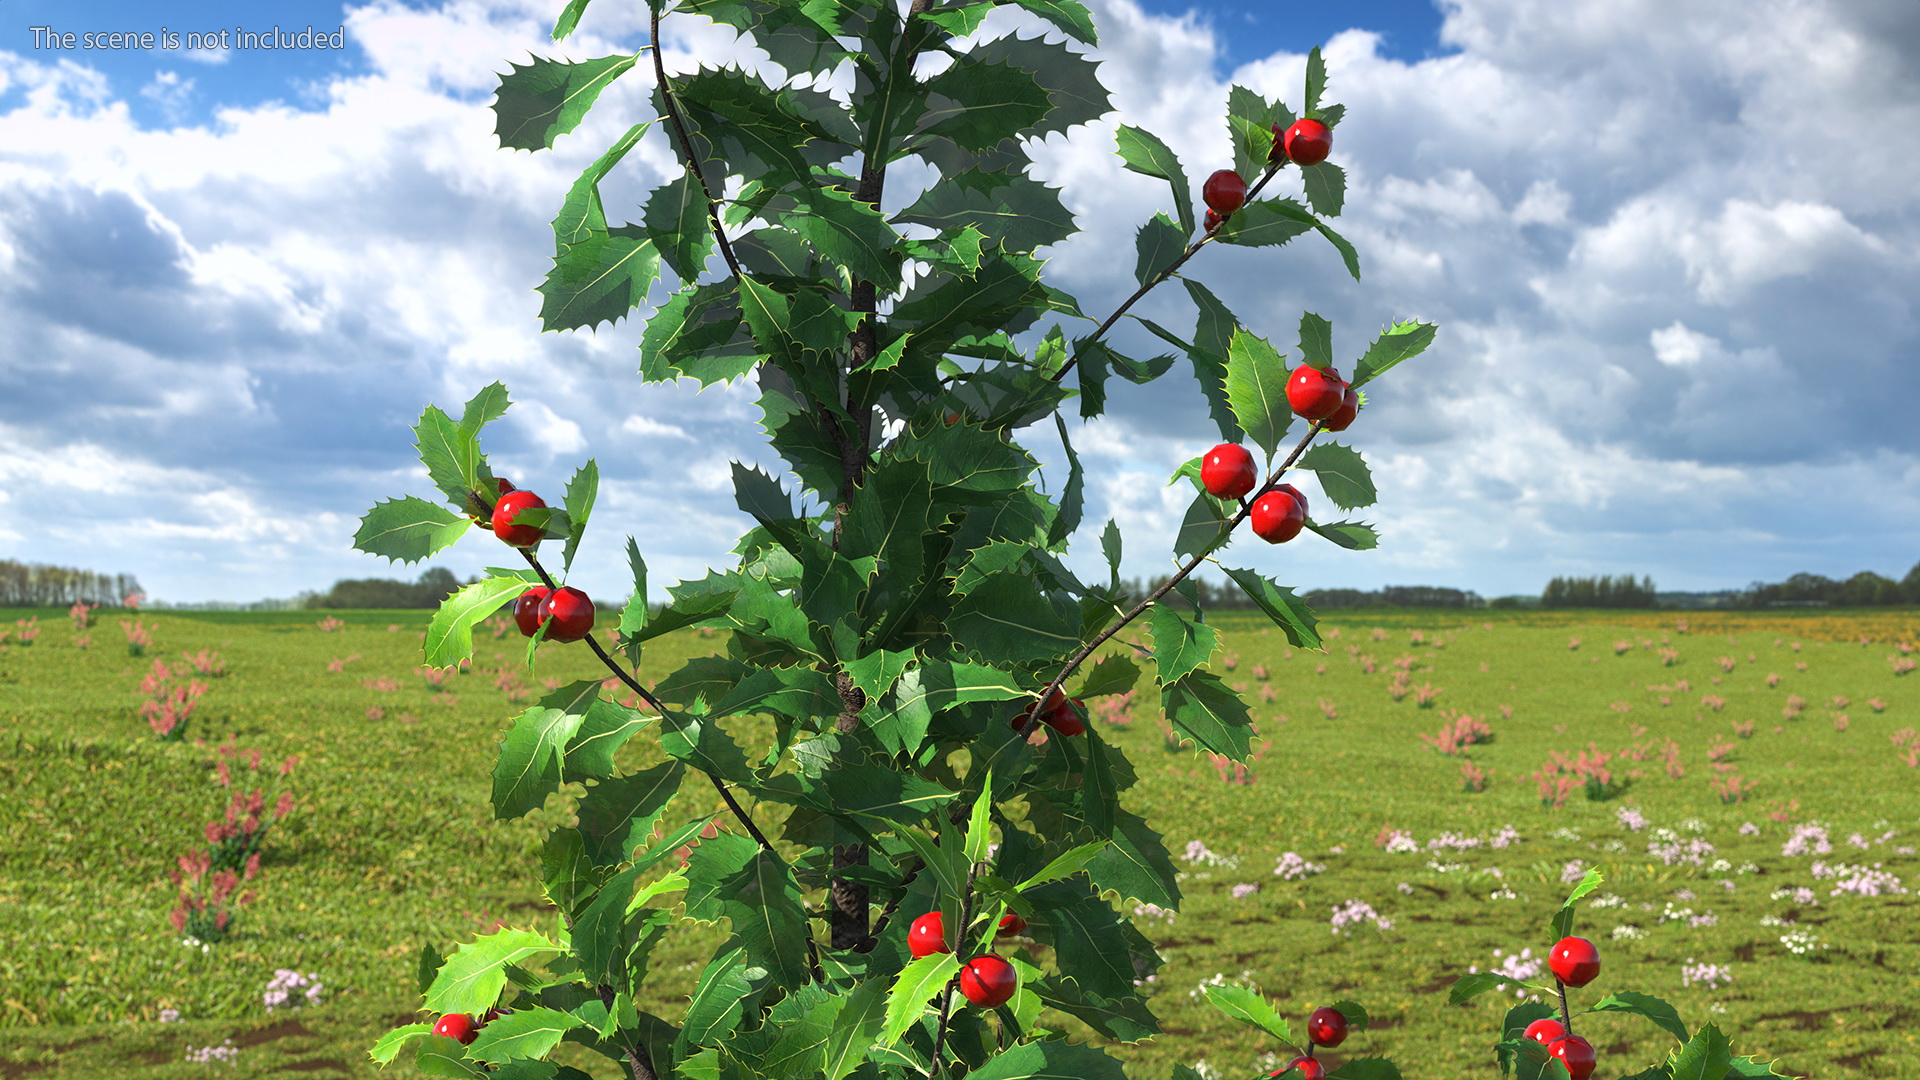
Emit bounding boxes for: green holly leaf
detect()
[919,57,1053,153]
[1225,84,1292,182]
[1161,670,1256,761]
[550,0,592,41]
[1352,319,1438,389]
[1221,566,1321,650]
[1201,983,1294,1045]
[1225,327,1294,460]
[538,227,660,333]
[1030,978,1160,1043]
[369,1023,432,1065]
[1213,197,1314,248]
[354,497,470,565]
[1551,866,1606,939]
[1591,991,1689,1045]
[574,760,685,868]
[640,281,757,386]
[491,681,610,820]
[553,122,650,254]
[1302,161,1346,217]
[1182,280,1245,441]
[781,185,904,294]
[1667,1023,1734,1080]
[1003,0,1098,45]
[424,576,527,668]
[1133,211,1188,287]
[559,459,597,573]
[1085,808,1180,909]
[963,1039,1129,1080]
[881,953,960,1050]
[423,927,562,1015]
[1304,520,1379,551]
[1115,124,1194,234]
[1328,1061,1402,1080]
[680,943,767,1048]
[1298,312,1335,372]
[467,1006,584,1065]
[1298,442,1377,510]
[644,170,714,283]
[1172,491,1235,562]
[459,382,512,435]
[492,53,639,151]
[1013,840,1109,892]
[894,170,1076,255]
[1304,45,1328,115]
[1148,606,1218,686]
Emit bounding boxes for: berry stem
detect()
[928,865,981,1079]
[648,6,743,280]
[1053,155,1294,388]
[1029,419,1328,739]
[1555,978,1576,1039]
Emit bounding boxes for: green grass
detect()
[1,606,1916,1078]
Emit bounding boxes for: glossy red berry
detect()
[1307,1006,1349,1048]
[1250,489,1306,544]
[491,489,548,548]
[1274,1057,1324,1080]
[908,911,949,958]
[1321,387,1360,432]
[958,955,1018,1008]
[432,1013,478,1045]
[541,586,596,644]
[1549,936,1601,988]
[1548,1035,1596,1080]
[997,912,1027,937]
[1283,118,1333,166]
[1203,169,1248,215]
[513,586,552,637]
[1201,443,1258,499]
[1523,1017,1568,1046]
[1287,365,1346,421]
[1273,482,1309,522]
[1204,209,1224,233]
[467,477,516,526]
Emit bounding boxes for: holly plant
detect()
[359,1,1431,1077]
[1449,870,1795,1080]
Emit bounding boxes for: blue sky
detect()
[3,0,1918,607]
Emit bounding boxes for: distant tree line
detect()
[1541,574,1660,608]
[1733,566,1920,608]
[0,560,143,606]
[1115,576,1484,611]
[299,567,479,609]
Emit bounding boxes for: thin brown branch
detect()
[650,7,743,280]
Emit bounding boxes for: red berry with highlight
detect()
[1321,387,1360,432]
[997,912,1026,937]
[491,489,548,548]
[513,586,551,637]
[1205,209,1224,233]
[1250,489,1306,544]
[1548,1035,1596,1080]
[1549,936,1601,988]
[1307,1006,1349,1048]
[541,586,596,644]
[1283,118,1333,166]
[1523,1017,1568,1046]
[907,911,948,958]
[1273,1057,1324,1080]
[1201,443,1258,499]
[433,1013,478,1045]
[958,955,1018,1008]
[1287,365,1346,421]
[1203,170,1248,215]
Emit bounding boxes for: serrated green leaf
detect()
[1302,161,1346,217]
[1667,1023,1734,1080]
[963,777,994,865]
[493,54,639,152]
[424,928,562,1015]
[1115,124,1194,234]
[1003,0,1098,45]
[1298,442,1376,510]
[370,1023,432,1065]
[1134,212,1188,288]
[553,122,650,254]
[920,57,1053,153]
[1225,328,1293,460]
[1013,840,1109,892]
[1161,670,1255,761]
[1221,567,1321,650]
[893,170,1076,254]
[645,170,714,283]
[1352,320,1438,389]
[782,185,904,293]
[1172,492,1235,562]
[1202,984,1295,1045]
[1214,198,1315,248]
[560,460,598,573]
[425,576,529,668]
[459,382,512,434]
[1085,808,1180,909]
[963,1039,1130,1080]
[550,0,592,41]
[539,228,660,333]
[1448,972,1510,1005]
[354,497,470,565]
[1304,45,1327,115]
[1148,606,1218,687]
[1328,1060,1402,1080]
[881,953,959,1049]
[468,1006,584,1065]
[1298,312,1334,372]
[1591,991,1689,1045]
[1304,519,1379,551]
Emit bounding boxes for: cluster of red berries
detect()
[906,909,1028,1008]
[468,478,598,644]
[1530,936,1603,1080]
[1201,117,1333,233]
[1196,359,1357,544]
[1010,687,1085,738]
[1260,1005,1352,1079]
[431,1007,511,1046]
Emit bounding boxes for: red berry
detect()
[1548,1035,1596,1080]
[1549,936,1601,988]
[432,1013,478,1045]
[1276,1057,1324,1080]
[958,955,1018,1008]
[513,586,552,638]
[1202,169,1248,215]
[1321,387,1360,432]
[1273,482,1309,522]
[945,413,961,425]
[541,586,596,644]
[1286,365,1346,421]
[1250,490,1305,544]
[1044,696,1085,737]
[1307,1006,1348,1048]
[1204,209,1224,233]
[997,912,1026,937]
[1283,118,1333,166]
[491,489,548,548]
[1523,1017,1568,1046]
[907,911,948,958]
[1201,443,1257,500]
[467,477,516,525]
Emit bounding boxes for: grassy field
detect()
[1,604,1916,1079]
